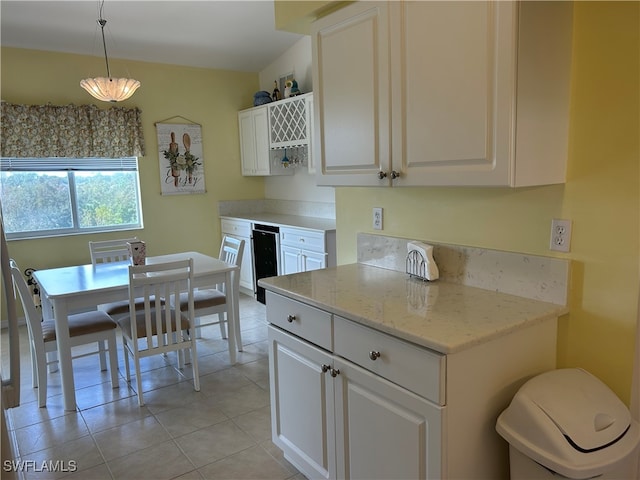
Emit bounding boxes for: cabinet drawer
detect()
[280,227,325,252]
[334,316,445,405]
[266,292,333,351]
[221,218,252,237]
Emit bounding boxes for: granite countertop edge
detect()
[259,264,568,355]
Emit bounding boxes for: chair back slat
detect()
[89,237,138,265]
[219,236,244,267]
[217,236,244,295]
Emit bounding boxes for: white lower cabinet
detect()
[280,227,336,275]
[269,325,442,480]
[280,245,326,275]
[333,358,442,480]
[266,290,558,479]
[269,326,336,479]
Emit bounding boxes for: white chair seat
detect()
[41,310,117,342]
[178,289,226,310]
[100,296,161,317]
[117,309,192,337]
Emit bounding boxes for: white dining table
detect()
[33,251,239,411]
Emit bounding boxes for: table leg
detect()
[226,270,237,365]
[51,301,77,411]
[40,295,59,374]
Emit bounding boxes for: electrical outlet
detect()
[549,218,572,252]
[373,207,383,230]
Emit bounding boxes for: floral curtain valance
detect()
[1,103,145,158]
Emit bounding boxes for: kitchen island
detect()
[260,262,567,479]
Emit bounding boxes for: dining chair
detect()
[89,237,139,264]
[118,258,200,406]
[89,237,149,320]
[9,259,119,407]
[176,236,244,354]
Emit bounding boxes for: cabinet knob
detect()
[330,368,340,378]
[321,364,331,373]
[390,170,400,179]
[377,171,388,180]
[369,350,381,361]
[287,314,296,323]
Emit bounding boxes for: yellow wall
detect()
[335,2,639,404]
[1,47,264,268]
[2,2,638,405]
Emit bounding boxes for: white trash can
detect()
[496,368,640,479]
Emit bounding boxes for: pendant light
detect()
[80,1,140,102]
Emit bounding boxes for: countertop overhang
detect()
[259,263,568,354]
[221,213,336,232]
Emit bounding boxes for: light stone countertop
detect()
[221,214,336,232]
[259,263,568,354]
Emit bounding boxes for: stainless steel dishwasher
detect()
[251,224,279,304]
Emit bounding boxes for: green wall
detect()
[1,47,265,267]
[335,2,639,404]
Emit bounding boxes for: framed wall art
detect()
[155,121,205,195]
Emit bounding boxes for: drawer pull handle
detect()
[287,314,296,323]
[321,364,330,373]
[369,350,381,361]
[330,368,340,378]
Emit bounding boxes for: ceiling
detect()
[0,1,305,72]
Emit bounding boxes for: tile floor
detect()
[1,294,305,480]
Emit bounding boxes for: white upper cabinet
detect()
[239,95,314,176]
[312,1,573,187]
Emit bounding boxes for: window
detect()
[0,157,143,240]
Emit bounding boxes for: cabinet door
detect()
[390,1,516,186]
[238,110,257,175]
[302,250,326,272]
[280,245,301,275]
[268,326,336,480]
[312,2,392,186]
[252,107,271,175]
[238,107,270,175]
[333,358,443,480]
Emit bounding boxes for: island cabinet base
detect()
[266,291,558,480]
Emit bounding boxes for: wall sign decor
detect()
[155,119,205,195]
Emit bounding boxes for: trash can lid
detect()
[516,368,630,450]
[497,369,640,478]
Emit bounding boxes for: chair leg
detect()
[98,340,108,371]
[30,344,38,389]
[134,356,144,406]
[36,351,48,408]
[218,314,227,339]
[195,316,203,339]
[122,338,131,383]
[47,351,59,373]
[234,314,243,352]
[188,335,200,392]
[107,333,119,389]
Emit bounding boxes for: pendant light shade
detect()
[81,5,140,102]
[80,77,140,103]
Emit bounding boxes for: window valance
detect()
[1,103,145,158]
